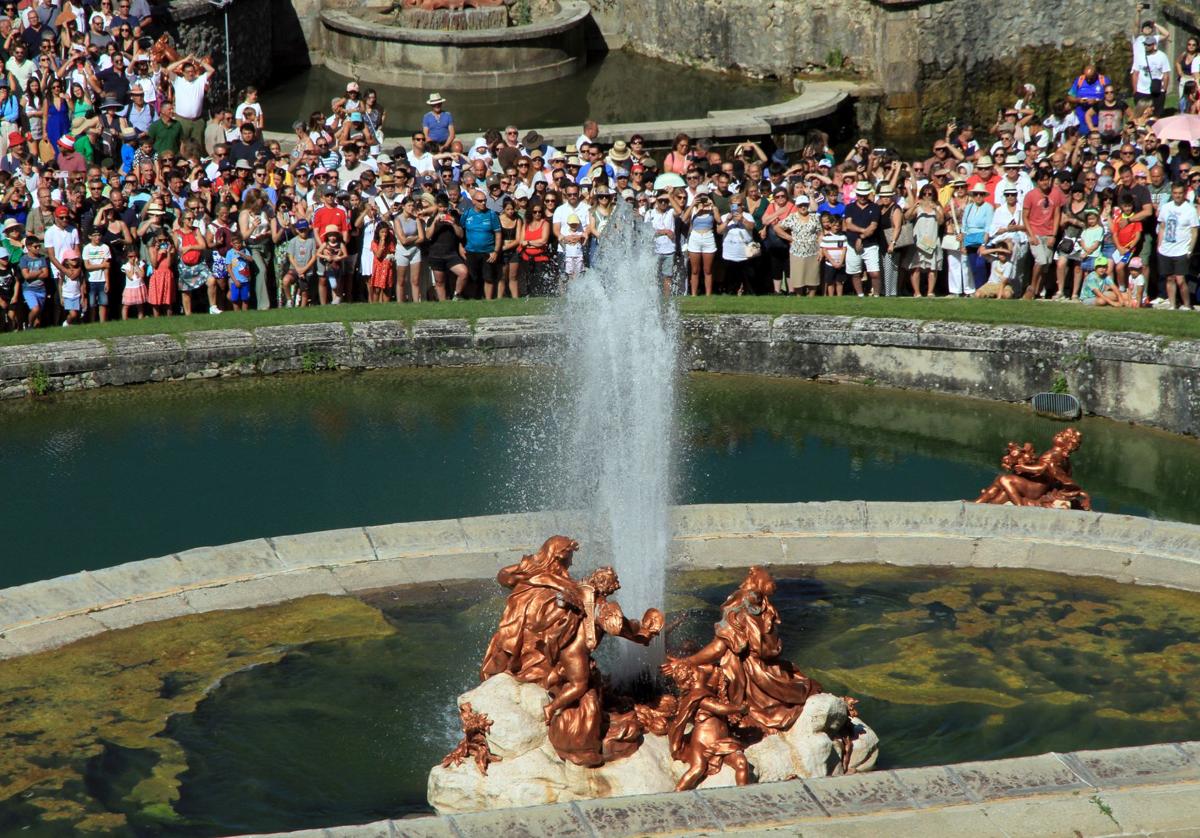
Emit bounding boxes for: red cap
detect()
[53,206,68,218]
[7,131,24,146]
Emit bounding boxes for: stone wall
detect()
[587,0,1135,134]
[2,314,1198,436]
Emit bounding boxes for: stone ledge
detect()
[3,502,1200,661]
[3,313,1197,433]
[319,2,591,46]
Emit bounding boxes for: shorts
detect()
[62,295,81,312]
[87,282,107,307]
[427,254,463,273]
[22,285,45,309]
[564,254,584,275]
[655,253,676,279]
[177,262,210,291]
[294,271,317,293]
[975,281,1012,299]
[1158,253,1191,277]
[844,244,880,275]
[1080,297,1100,305]
[395,245,422,268]
[1030,236,1055,266]
[686,230,717,254]
[229,281,250,303]
[1080,257,1096,272]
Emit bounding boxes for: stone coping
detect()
[2,501,1199,661]
[242,744,1200,836]
[2,312,1198,434]
[319,2,590,46]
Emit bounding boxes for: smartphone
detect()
[872,147,887,156]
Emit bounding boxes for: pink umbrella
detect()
[1150,114,1200,143]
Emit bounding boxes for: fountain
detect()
[554,206,680,683]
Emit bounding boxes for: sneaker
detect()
[1185,305,1196,311]
[857,293,865,298]
[209,305,222,315]
[452,294,462,302]
[331,296,342,305]
[1151,298,1172,309]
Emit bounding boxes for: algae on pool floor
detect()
[0,595,395,835]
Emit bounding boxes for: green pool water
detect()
[259,52,793,136]
[3,367,1199,590]
[3,565,1199,836]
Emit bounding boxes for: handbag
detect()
[1056,235,1078,255]
[744,240,762,259]
[1146,54,1164,97]
[940,201,962,251]
[894,220,915,249]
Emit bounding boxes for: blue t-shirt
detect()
[817,200,845,218]
[1068,74,1108,135]
[461,206,500,253]
[19,254,47,288]
[422,111,454,144]
[227,248,252,286]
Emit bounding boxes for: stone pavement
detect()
[242,745,1200,837]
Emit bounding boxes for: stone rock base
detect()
[427,673,879,814]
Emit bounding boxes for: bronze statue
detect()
[479,536,663,766]
[663,660,751,791]
[441,703,501,775]
[662,566,823,735]
[975,427,1091,510]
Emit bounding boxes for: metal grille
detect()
[1031,392,1082,420]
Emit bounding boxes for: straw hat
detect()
[426,92,445,105]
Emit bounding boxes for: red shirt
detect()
[313,205,349,237]
[1023,187,1065,237]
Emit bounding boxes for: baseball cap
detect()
[295,219,310,231]
[53,206,68,218]
[1094,256,1109,266]
[1129,257,1143,269]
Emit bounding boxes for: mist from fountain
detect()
[553,202,680,682]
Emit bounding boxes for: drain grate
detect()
[1031,392,1082,420]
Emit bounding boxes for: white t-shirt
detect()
[990,174,1032,207]
[987,258,1015,284]
[235,102,262,125]
[122,258,146,288]
[647,207,676,255]
[1131,33,1167,69]
[1132,50,1171,96]
[82,242,110,283]
[1157,200,1199,257]
[172,73,211,120]
[44,224,79,278]
[720,213,754,261]
[553,201,590,247]
[407,150,435,174]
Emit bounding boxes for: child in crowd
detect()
[819,214,847,296]
[82,226,111,323]
[147,232,176,317]
[1075,208,1105,300]
[1111,193,1141,292]
[1126,256,1148,307]
[0,251,18,331]
[282,219,317,307]
[369,223,396,303]
[235,87,264,130]
[19,235,49,329]
[317,226,347,305]
[58,248,84,326]
[1079,256,1127,306]
[121,248,148,319]
[225,232,253,311]
[974,239,1016,298]
[561,214,585,282]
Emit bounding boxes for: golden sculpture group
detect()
[445,536,831,791]
[975,428,1091,510]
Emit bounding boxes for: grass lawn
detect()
[1,295,1198,349]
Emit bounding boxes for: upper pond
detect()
[3,367,1198,590]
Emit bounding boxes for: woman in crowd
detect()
[498,197,523,299]
[775,193,821,296]
[760,185,794,294]
[394,195,426,302]
[906,184,944,297]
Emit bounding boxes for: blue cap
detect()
[294,219,310,231]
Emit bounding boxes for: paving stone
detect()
[803,771,916,815]
[174,538,283,581]
[87,556,196,601]
[402,551,512,583]
[871,535,975,568]
[1026,541,1134,582]
[863,500,966,534]
[785,804,1006,838]
[329,559,416,592]
[696,779,827,829]
[777,534,879,565]
[1098,780,1200,834]
[676,534,785,569]
[272,528,375,569]
[324,820,392,836]
[1,613,107,654]
[269,567,348,599]
[88,594,195,631]
[971,790,1130,836]
[0,635,22,659]
[950,753,1091,800]
[1127,554,1200,592]
[574,790,722,836]
[449,802,589,838]
[1064,743,1200,789]
[0,571,123,627]
[181,577,290,613]
[672,503,755,535]
[890,765,976,807]
[391,815,461,837]
[366,519,468,560]
[458,511,559,553]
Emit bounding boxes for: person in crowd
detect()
[775,193,821,296]
[1157,181,1200,309]
[974,238,1016,299]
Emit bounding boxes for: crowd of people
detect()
[1,6,1200,330]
